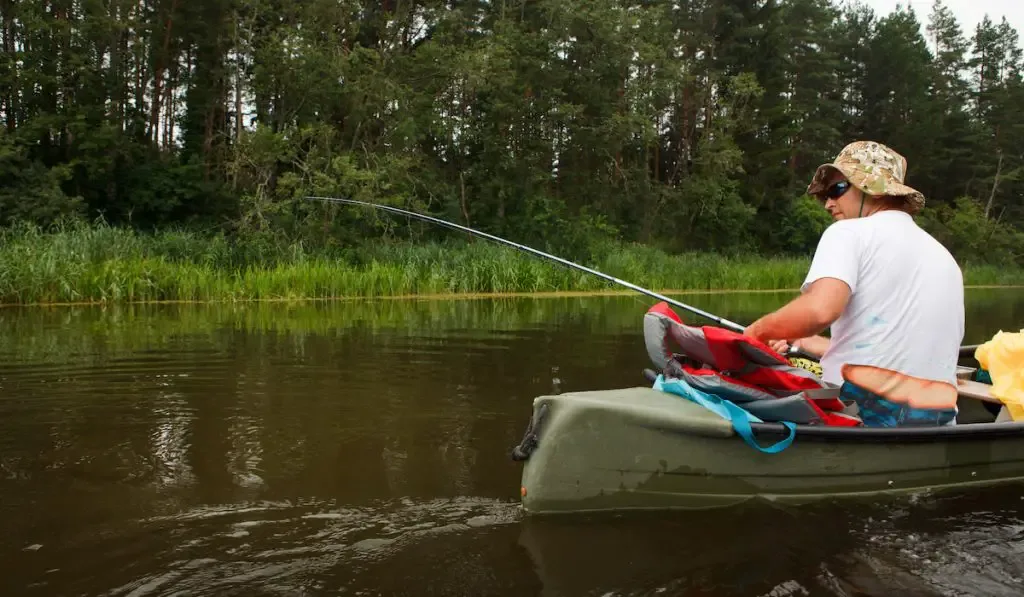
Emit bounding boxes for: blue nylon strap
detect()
[654,375,796,454]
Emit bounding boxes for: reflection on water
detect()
[97,497,524,597]
[0,289,1023,596]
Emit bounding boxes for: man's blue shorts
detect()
[841,382,957,427]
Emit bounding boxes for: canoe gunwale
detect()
[746,420,1024,443]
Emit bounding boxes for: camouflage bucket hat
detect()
[806,141,925,213]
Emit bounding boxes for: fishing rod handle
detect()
[785,346,820,362]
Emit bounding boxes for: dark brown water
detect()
[2,290,1024,597]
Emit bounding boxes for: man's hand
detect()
[763,336,831,359]
[744,322,792,355]
[761,338,807,357]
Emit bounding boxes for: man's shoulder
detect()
[823,213,961,265]
[823,213,894,234]
[819,218,864,238]
[816,216,875,248]
[839,211,931,240]
[865,213,963,274]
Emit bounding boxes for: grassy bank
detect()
[1,223,1022,305]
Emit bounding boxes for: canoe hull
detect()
[517,387,1024,514]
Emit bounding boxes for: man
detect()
[744,141,965,425]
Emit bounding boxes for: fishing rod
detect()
[306,195,747,332]
[306,196,983,371]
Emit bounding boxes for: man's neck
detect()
[860,201,904,218]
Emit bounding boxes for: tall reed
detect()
[1,222,1020,305]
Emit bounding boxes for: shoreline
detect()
[3,285,1022,309]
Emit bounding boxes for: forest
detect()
[1,0,1024,302]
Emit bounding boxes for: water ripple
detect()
[98,497,523,596]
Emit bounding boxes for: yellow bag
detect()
[975,330,1024,421]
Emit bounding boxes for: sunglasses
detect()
[817,180,851,201]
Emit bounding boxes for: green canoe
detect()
[513,384,1024,514]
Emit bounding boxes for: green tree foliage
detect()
[1,0,1023,264]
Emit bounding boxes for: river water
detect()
[2,290,1024,596]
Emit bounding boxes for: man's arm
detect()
[744,277,851,343]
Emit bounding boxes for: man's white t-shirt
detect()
[801,210,964,387]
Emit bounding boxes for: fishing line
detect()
[305,195,748,332]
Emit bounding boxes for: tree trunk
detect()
[460,171,470,226]
[234,50,242,145]
[985,150,1003,219]
[2,0,15,132]
[150,0,179,143]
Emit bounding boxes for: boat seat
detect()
[956,379,1015,423]
[957,379,1001,404]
